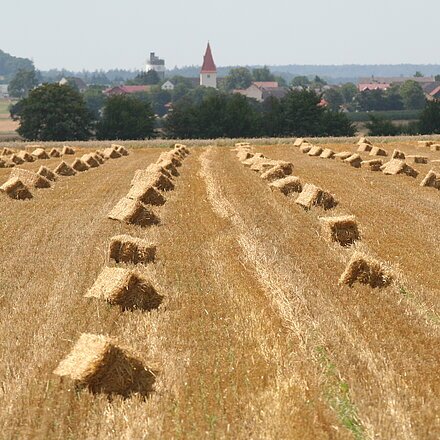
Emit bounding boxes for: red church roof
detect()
[201,43,217,73]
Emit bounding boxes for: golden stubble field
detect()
[0,138,439,439]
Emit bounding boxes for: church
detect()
[200,43,217,89]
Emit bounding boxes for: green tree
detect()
[435,74,440,82]
[97,95,155,140]
[291,76,310,88]
[8,68,40,98]
[12,83,93,141]
[324,88,344,111]
[165,96,198,138]
[261,96,283,136]
[83,85,106,119]
[419,100,440,134]
[365,115,399,136]
[223,67,253,91]
[252,66,275,82]
[223,94,261,138]
[400,80,426,110]
[321,111,355,137]
[340,83,358,104]
[414,71,424,77]
[127,70,160,85]
[274,75,287,87]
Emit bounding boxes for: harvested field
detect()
[0,141,439,440]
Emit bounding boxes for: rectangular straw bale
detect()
[241,153,267,167]
[53,333,154,397]
[54,161,77,176]
[320,148,335,159]
[293,138,305,147]
[361,159,383,171]
[381,159,419,177]
[72,158,89,172]
[0,158,5,168]
[17,150,35,162]
[420,170,440,189]
[237,150,253,161]
[319,215,359,246]
[156,158,179,177]
[260,161,294,182]
[85,267,161,311]
[339,252,392,288]
[299,144,312,153]
[0,177,33,200]
[146,163,174,180]
[126,182,166,206]
[308,146,323,157]
[109,234,156,265]
[1,147,14,155]
[32,148,50,159]
[406,155,428,164]
[369,146,388,156]
[62,146,75,155]
[295,183,337,210]
[391,149,406,159]
[112,144,129,156]
[430,144,440,151]
[357,143,373,152]
[50,148,62,157]
[102,147,122,159]
[344,154,362,168]
[92,153,104,164]
[10,168,51,188]
[37,166,57,181]
[357,137,372,145]
[108,197,160,227]
[81,154,100,168]
[417,141,433,147]
[143,171,174,191]
[10,154,25,165]
[334,151,352,160]
[250,159,279,173]
[158,151,181,167]
[269,175,302,195]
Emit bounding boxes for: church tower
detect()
[200,43,217,88]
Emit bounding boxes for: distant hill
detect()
[167,64,440,84]
[0,49,34,80]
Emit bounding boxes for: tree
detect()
[97,95,156,140]
[12,83,93,141]
[252,66,275,82]
[291,76,310,88]
[0,49,34,79]
[127,70,160,85]
[8,68,40,98]
[435,74,440,82]
[365,115,399,136]
[324,88,344,111]
[223,94,261,138]
[414,71,424,77]
[261,96,283,136]
[419,101,440,134]
[340,83,358,104]
[321,111,355,137]
[83,85,107,119]
[223,67,253,91]
[400,80,426,110]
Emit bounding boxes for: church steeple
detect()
[200,42,217,88]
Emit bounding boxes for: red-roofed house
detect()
[233,81,288,102]
[200,42,217,89]
[103,85,152,96]
[358,83,390,92]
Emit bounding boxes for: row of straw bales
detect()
[54,144,190,398]
[0,145,129,200]
[235,142,394,289]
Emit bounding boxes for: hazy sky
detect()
[2,0,439,71]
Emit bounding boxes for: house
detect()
[234,81,288,102]
[358,82,390,92]
[146,52,165,80]
[59,77,87,92]
[161,80,175,91]
[103,85,152,96]
[422,82,440,100]
[200,43,217,88]
[0,84,9,98]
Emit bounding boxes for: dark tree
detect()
[222,67,253,91]
[419,101,440,134]
[12,83,93,141]
[8,68,40,98]
[128,70,161,85]
[261,96,283,137]
[83,85,107,119]
[97,95,156,140]
[252,66,275,82]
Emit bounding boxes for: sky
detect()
[1,0,440,71]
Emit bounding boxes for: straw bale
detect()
[85,267,162,311]
[293,138,305,147]
[37,166,57,181]
[112,144,129,156]
[70,159,88,172]
[406,155,428,164]
[92,153,104,164]
[50,148,62,157]
[237,151,253,161]
[62,146,75,155]
[250,159,279,173]
[109,235,156,265]
[17,150,35,162]
[344,153,362,168]
[295,183,337,210]
[54,161,77,176]
[339,252,392,288]
[299,144,312,154]
[361,159,383,171]
[269,176,302,195]
[0,178,33,200]
[1,160,15,168]
[319,215,359,246]
[420,170,440,189]
[82,154,100,168]
[357,137,372,145]
[241,153,267,167]
[391,149,406,159]
[10,168,51,188]
[161,151,182,167]
[146,163,174,180]
[102,147,122,159]
[430,144,440,151]
[334,151,352,160]
[108,197,160,227]
[260,161,294,182]
[143,171,174,191]
[308,146,323,157]
[32,148,50,159]
[320,148,335,159]
[10,154,25,165]
[156,158,179,177]
[1,147,14,156]
[381,159,419,177]
[369,146,388,156]
[53,333,155,397]
[357,143,372,152]
[0,158,5,168]
[127,182,166,206]
[417,141,433,147]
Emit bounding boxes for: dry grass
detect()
[0,142,439,439]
